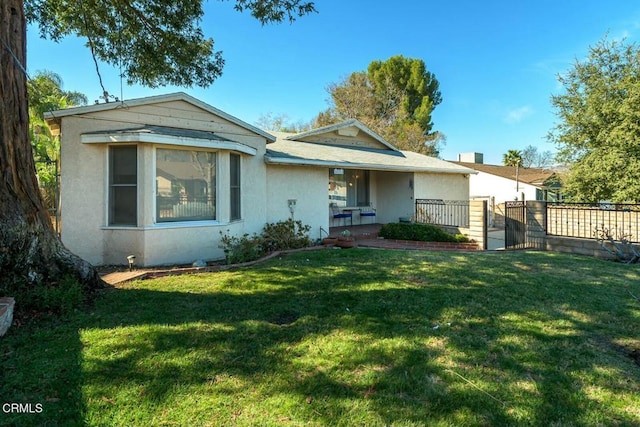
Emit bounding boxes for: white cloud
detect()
[504,105,534,124]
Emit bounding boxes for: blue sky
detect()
[26,1,640,164]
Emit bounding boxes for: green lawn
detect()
[2,249,640,426]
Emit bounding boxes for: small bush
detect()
[219,232,266,265]
[220,219,313,264]
[379,222,470,243]
[262,219,312,252]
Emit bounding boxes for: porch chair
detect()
[330,203,352,226]
[359,205,377,224]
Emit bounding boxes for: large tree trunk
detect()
[1,1,105,298]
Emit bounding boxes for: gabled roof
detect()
[454,162,559,187]
[286,119,400,152]
[81,125,258,155]
[43,92,276,142]
[266,137,476,174]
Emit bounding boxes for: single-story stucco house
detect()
[455,152,562,204]
[45,92,475,266]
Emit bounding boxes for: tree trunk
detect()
[1,1,105,297]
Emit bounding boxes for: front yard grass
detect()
[2,249,640,426]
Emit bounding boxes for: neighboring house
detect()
[454,153,562,204]
[45,92,474,267]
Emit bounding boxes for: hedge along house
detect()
[45,93,474,267]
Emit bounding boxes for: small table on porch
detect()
[341,208,361,226]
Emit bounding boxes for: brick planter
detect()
[0,297,15,337]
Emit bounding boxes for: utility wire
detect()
[0,33,29,79]
[77,0,112,103]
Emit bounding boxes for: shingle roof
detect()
[83,125,233,141]
[454,162,559,186]
[266,138,476,174]
[81,124,258,155]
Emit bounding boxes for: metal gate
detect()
[505,201,527,249]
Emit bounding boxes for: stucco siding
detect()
[414,173,470,201]
[469,171,538,203]
[60,119,110,265]
[266,165,329,241]
[142,223,238,266]
[375,171,414,223]
[58,101,270,266]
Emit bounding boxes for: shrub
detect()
[262,219,312,252]
[379,222,470,243]
[220,219,313,264]
[219,232,266,265]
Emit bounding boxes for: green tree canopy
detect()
[0,0,316,304]
[317,55,443,156]
[28,71,87,210]
[25,0,316,88]
[548,37,640,202]
[28,71,87,161]
[502,149,523,167]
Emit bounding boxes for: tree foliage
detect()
[318,55,443,156]
[255,112,313,133]
[28,71,87,163]
[25,0,316,88]
[0,0,315,310]
[28,71,87,209]
[549,37,640,202]
[520,144,555,169]
[502,149,523,167]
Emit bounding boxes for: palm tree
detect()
[28,71,87,229]
[503,149,523,194]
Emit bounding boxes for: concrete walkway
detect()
[487,228,506,250]
[100,270,149,285]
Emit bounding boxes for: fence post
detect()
[526,201,547,250]
[469,200,487,250]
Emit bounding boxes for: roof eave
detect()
[264,156,474,174]
[43,92,276,142]
[285,119,400,152]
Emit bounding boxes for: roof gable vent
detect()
[337,127,359,137]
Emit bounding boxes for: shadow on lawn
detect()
[2,250,639,425]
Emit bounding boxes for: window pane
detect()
[110,186,137,225]
[329,168,347,207]
[111,146,137,185]
[156,148,216,222]
[328,169,369,207]
[230,153,241,221]
[109,146,137,226]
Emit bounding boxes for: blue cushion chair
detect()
[359,205,376,224]
[330,203,352,226]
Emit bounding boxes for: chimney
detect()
[457,152,484,164]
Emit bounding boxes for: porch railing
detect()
[546,202,640,243]
[415,199,470,228]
